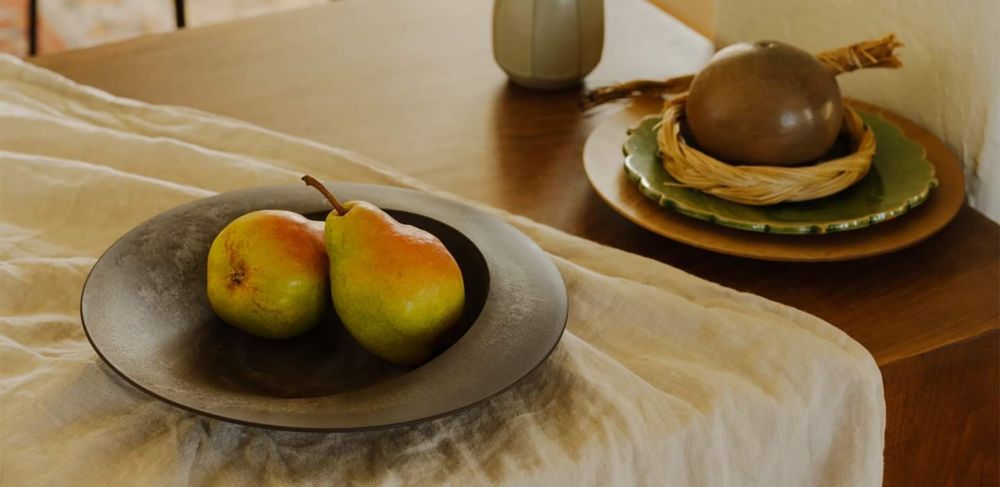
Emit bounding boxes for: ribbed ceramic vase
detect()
[492,0,604,90]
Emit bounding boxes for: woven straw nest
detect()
[655,95,876,206]
[583,34,903,206]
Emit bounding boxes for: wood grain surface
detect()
[31,0,999,483]
[883,331,999,486]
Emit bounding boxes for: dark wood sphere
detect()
[685,40,844,166]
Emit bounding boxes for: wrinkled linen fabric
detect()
[0,54,884,486]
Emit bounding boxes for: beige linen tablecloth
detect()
[0,54,884,486]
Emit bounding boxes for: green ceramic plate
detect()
[623,111,939,234]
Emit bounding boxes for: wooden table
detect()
[33,0,999,484]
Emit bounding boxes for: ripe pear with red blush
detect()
[206,210,329,339]
[303,176,465,365]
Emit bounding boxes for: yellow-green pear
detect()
[303,176,465,365]
[206,210,329,339]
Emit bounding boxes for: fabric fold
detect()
[0,54,884,486]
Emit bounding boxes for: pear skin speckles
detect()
[323,201,465,365]
[207,210,329,339]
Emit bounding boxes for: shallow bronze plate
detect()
[80,183,567,431]
[583,98,966,261]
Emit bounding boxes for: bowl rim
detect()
[80,182,568,432]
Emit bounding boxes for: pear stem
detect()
[302,175,347,216]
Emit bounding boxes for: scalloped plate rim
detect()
[622,112,940,234]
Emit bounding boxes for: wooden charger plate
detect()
[583,98,966,262]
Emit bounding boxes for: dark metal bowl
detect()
[80,183,567,432]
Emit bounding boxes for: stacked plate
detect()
[583,99,965,262]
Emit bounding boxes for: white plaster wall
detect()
[715,0,1000,223]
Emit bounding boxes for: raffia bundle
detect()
[582,34,903,108]
[583,34,902,206]
[656,96,875,205]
